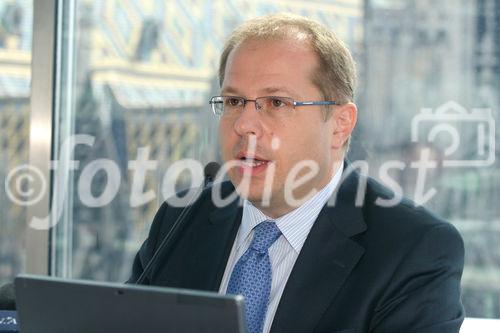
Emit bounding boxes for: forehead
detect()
[222,38,320,97]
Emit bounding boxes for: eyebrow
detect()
[221,86,240,95]
[261,86,298,97]
[221,86,299,98]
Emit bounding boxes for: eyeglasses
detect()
[209,96,337,119]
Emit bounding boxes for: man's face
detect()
[218,38,346,217]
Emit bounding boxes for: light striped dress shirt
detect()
[219,163,344,333]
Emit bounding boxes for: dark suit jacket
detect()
[129,169,465,333]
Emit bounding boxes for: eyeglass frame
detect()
[208,95,337,117]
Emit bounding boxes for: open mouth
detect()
[239,157,269,167]
[236,154,271,175]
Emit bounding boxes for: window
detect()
[0,0,32,285]
[2,0,498,323]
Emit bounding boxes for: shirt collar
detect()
[237,161,344,253]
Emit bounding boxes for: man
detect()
[130,14,464,333]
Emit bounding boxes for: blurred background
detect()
[0,0,498,319]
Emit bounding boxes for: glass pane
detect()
[51,0,364,282]
[0,0,32,284]
[354,0,500,319]
[49,0,499,320]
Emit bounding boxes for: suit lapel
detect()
[270,170,367,333]
[184,196,242,291]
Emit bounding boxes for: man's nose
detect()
[233,100,264,137]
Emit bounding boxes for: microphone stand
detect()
[134,162,220,284]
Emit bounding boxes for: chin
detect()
[230,181,266,203]
[233,183,260,200]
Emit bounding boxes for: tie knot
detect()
[250,221,281,254]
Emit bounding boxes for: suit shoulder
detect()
[361,175,461,241]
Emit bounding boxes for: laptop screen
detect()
[15,275,246,333]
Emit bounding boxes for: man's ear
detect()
[330,102,357,149]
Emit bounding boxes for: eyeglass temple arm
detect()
[294,101,337,106]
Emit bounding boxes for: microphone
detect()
[0,283,15,311]
[204,161,221,186]
[134,161,220,285]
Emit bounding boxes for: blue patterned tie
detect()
[227,221,282,333]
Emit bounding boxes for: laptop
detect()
[15,275,247,333]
